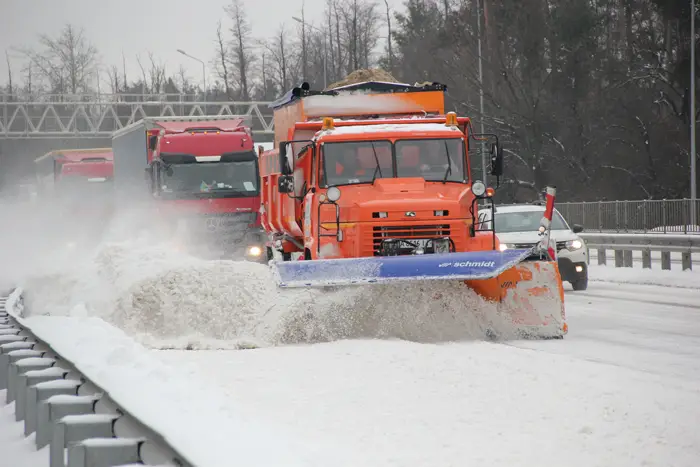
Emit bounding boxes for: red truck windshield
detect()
[160,159,259,198]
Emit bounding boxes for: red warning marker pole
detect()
[538,186,557,260]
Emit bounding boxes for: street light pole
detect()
[292,16,327,88]
[177,49,206,98]
[691,0,697,223]
[476,0,487,183]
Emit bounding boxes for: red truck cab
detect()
[113,116,264,261]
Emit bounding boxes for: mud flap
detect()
[271,249,533,288]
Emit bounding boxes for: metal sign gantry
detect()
[0,93,275,139]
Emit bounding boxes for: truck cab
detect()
[113,116,265,261]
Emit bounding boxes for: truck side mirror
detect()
[278,174,294,193]
[490,143,504,177]
[148,135,158,151]
[279,142,292,175]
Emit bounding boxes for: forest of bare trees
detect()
[1,0,698,202]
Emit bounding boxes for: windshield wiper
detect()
[442,141,452,184]
[370,142,383,185]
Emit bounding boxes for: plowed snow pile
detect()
[2,199,513,349]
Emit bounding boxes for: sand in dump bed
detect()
[18,237,518,350]
[325,68,401,90]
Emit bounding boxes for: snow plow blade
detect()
[272,249,533,287]
[271,247,567,339]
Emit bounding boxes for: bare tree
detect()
[107,65,121,93]
[4,50,13,96]
[384,0,393,72]
[300,1,308,80]
[135,52,166,95]
[225,0,255,100]
[263,24,297,93]
[19,24,98,94]
[214,19,233,99]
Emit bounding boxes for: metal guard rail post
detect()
[0,290,194,467]
[579,233,700,271]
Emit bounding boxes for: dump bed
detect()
[268,81,447,146]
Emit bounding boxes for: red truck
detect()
[34,147,114,202]
[32,148,115,245]
[111,116,265,261]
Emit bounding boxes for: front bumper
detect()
[557,257,587,282]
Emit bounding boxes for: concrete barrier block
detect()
[51,414,119,467]
[24,367,72,437]
[14,357,58,422]
[36,394,100,449]
[138,439,182,465]
[6,349,47,402]
[67,438,144,467]
[0,340,37,389]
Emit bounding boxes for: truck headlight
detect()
[472,180,486,197]
[327,186,341,202]
[498,243,510,252]
[566,239,583,251]
[247,245,263,257]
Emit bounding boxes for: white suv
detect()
[477,204,590,290]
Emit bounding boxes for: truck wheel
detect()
[282,252,292,261]
[266,247,274,261]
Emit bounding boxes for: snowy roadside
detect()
[589,263,699,289]
[3,299,341,467]
[0,390,48,467]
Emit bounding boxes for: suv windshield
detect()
[321,138,466,187]
[492,210,569,233]
[160,159,259,197]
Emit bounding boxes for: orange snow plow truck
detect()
[260,79,567,338]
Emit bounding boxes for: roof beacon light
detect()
[445,112,458,127]
[322,117,335,131]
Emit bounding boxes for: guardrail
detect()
[558,199,700,234]
[580,233,700,270]
[0,290,194,467]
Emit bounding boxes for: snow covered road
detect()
[155,281,700,467]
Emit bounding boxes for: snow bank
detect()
[0,390,48,466]
[589,264,700,289]
[21,240,509,349]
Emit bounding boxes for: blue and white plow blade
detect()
[271,248,534,288]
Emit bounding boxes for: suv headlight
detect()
[565,239,583,251]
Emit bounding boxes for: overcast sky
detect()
[1,0,404,91]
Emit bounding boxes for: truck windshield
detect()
[160,160,259,197]
[321,138,466,187]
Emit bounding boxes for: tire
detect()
[571,273,588,291]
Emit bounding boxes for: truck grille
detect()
[511,242,537,249]
[371,224,451,255]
